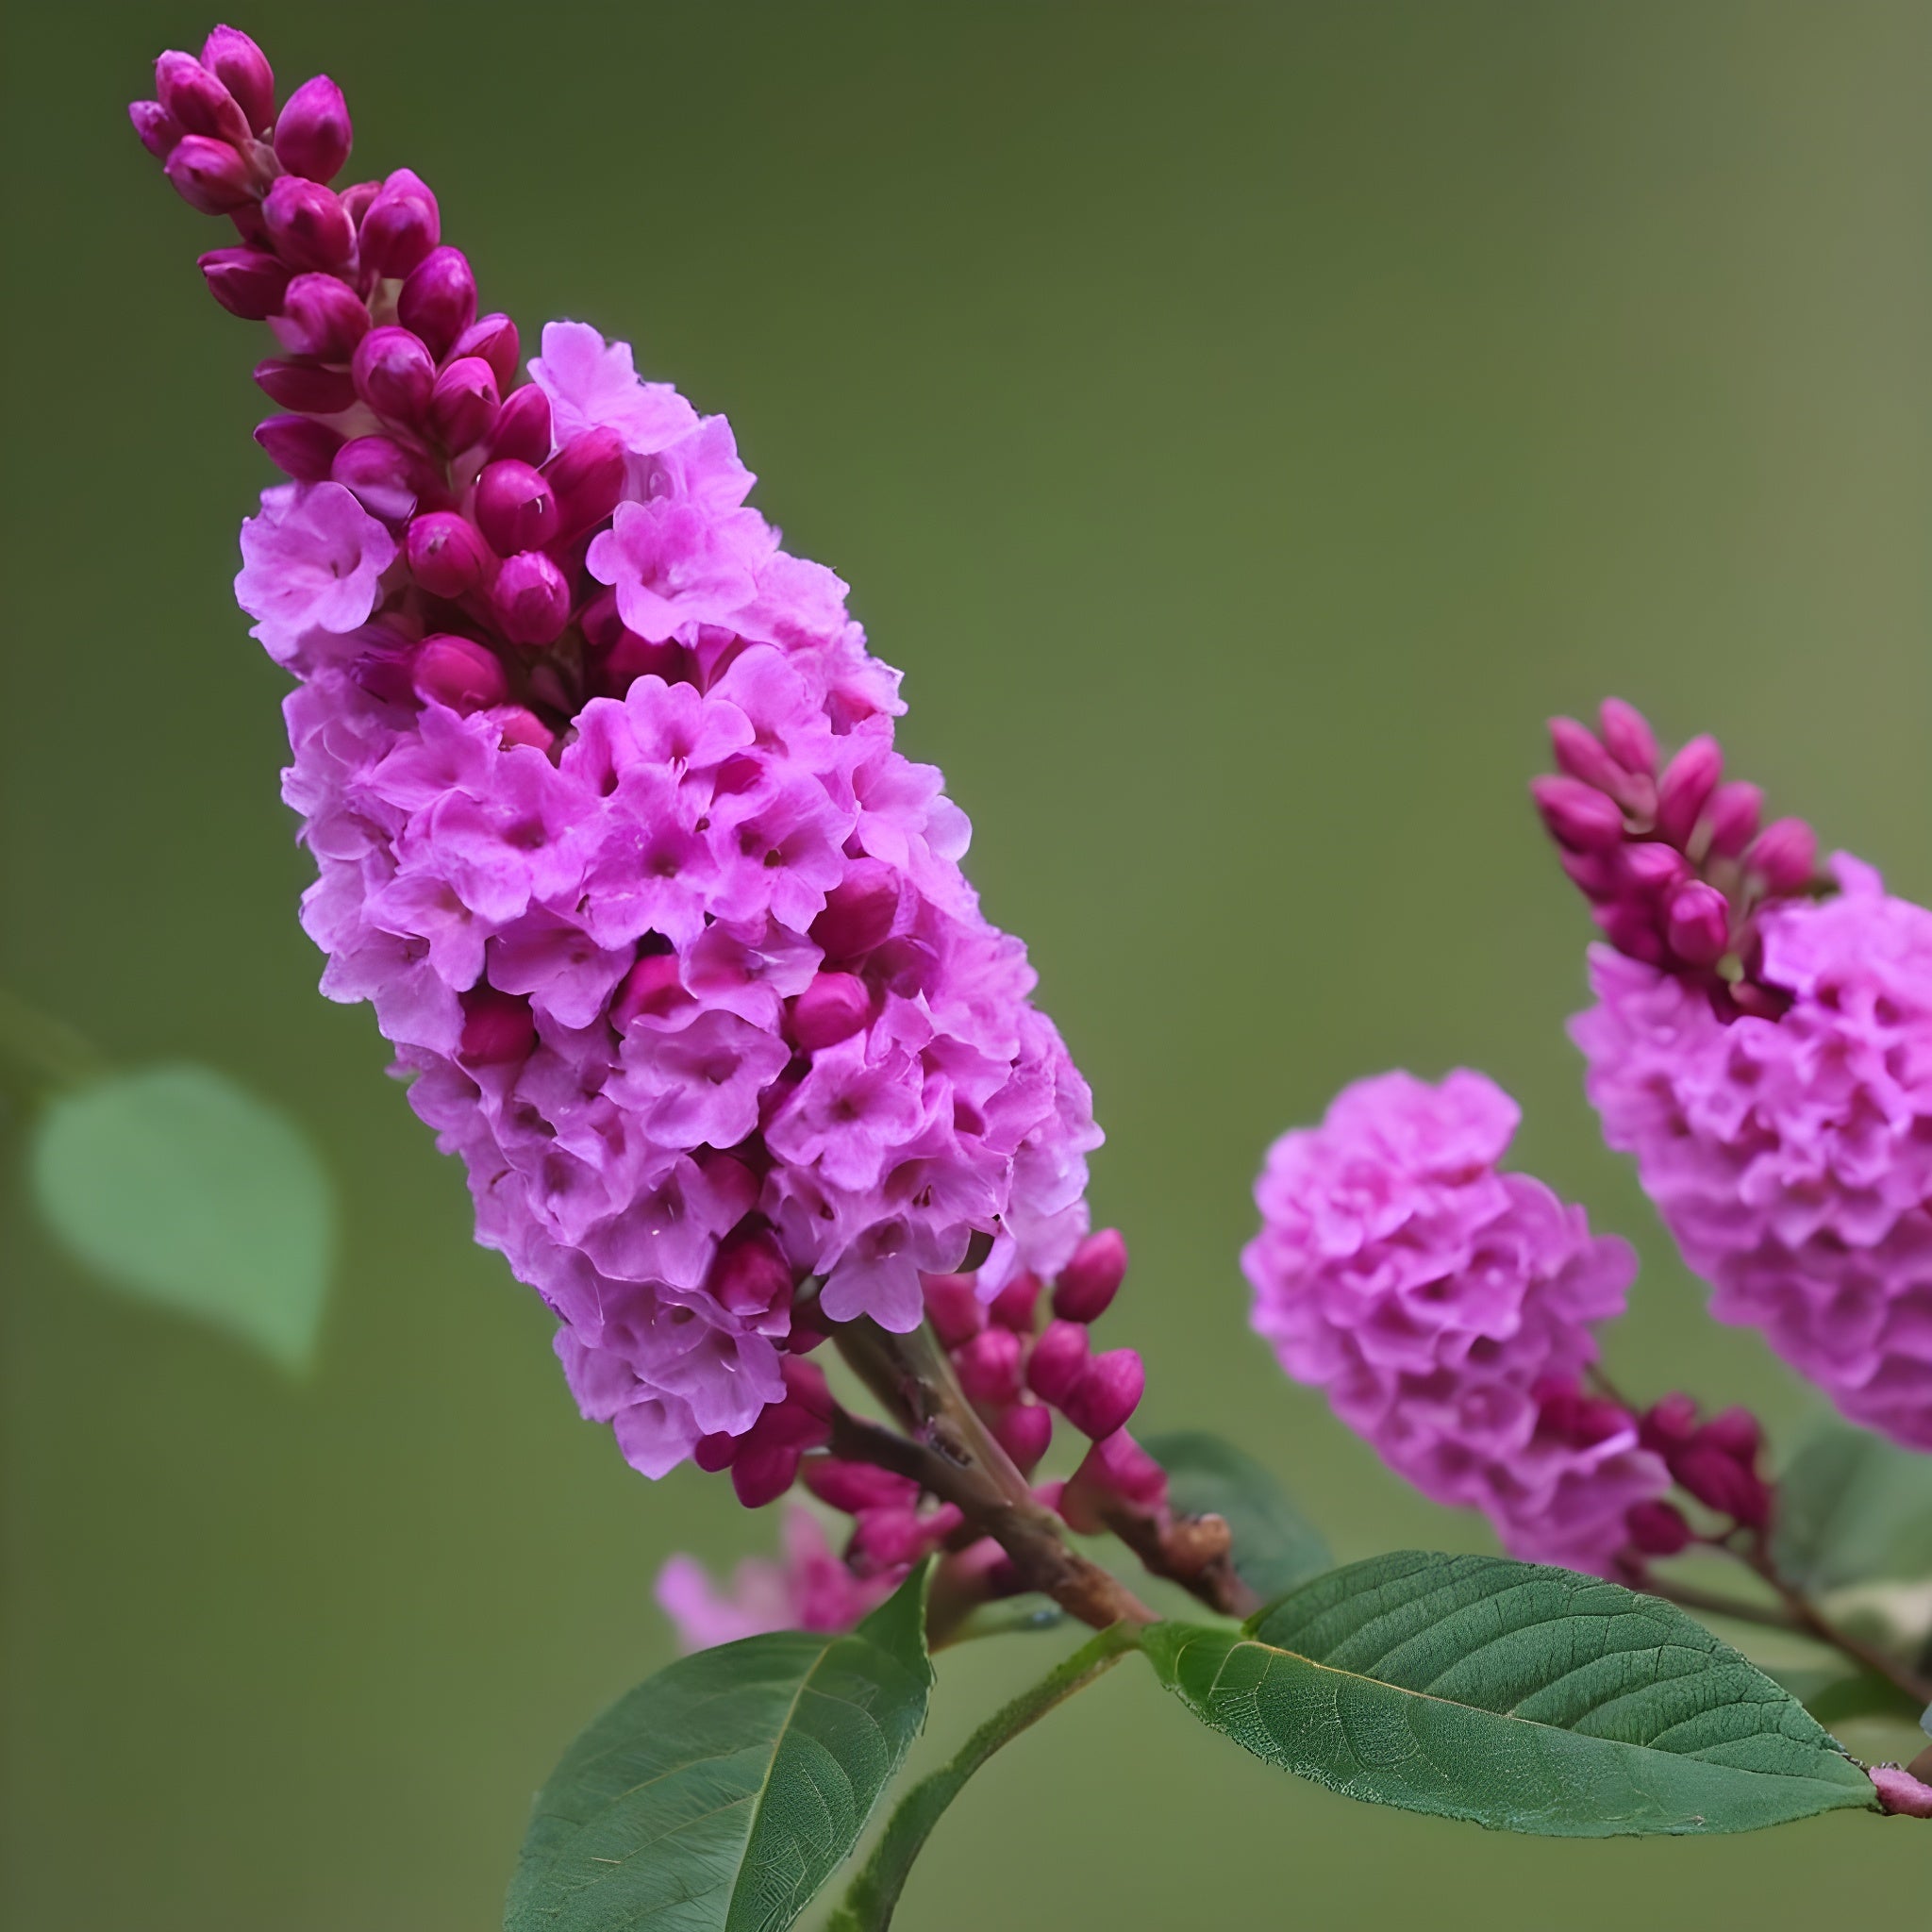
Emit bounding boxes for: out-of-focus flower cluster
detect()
[131,30,1100,1486]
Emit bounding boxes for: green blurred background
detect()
[6,1,1931,1923]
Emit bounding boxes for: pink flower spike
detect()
[359,169,441,278]
[201,26,275,135]
[352,326,436,425]
[452,313,521,393]
[165,135,257,214]
[1053,1228,1127,1323]
[155,50,253,147]
[274,75,353,182]
[1063,1348,1144,1439]
[1656,735,1723,846]
[129,99,185,160]
[274,273,370,361]
[411,635,507,713]
[1599,697,1658,775]
[491,550,571,647]
[262,176,356,274]
[397,246,476,359]
[474,459,558,555]
[429,356,500,453]
[405,510,492,599]
[488,384,553,466]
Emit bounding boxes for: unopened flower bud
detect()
[405,510,492,599]
[1698,1407,1763,1462]
[1061,1429,1168,1531]
[429,356,500,452]
[154,50,253,146]
[850,1506,931,1571]
[165,134,256,214]
[332,435,430,525]
[352,325,435,425]
[274,74,352,182]
[475,459,559,555]
[791,970,870,1051]
[778,1354,836,1426]
[358,167,441,277]
[989,1271,1041,1332]
[1639,1393,1699,1455]
[491,552,572,645]
[262,175,355,274]
[128,99,185,160]
[1674,1445,1771,1527]
[200,26,275,135]
[954,1326,1024,1407]
[488,383,554,466]
[692,1432,738,1474]
[1705,781,1763,859]
[451,313,521,393]
[1869,1765,1932,1819]
[273,272,370,360]
[396,245,476,360]
[254,414,342,481]
[1619,841,1690,898]
[922,1273,984,1349]
[611,953,690,1032]
[1026,1319,1090,1406]
[1062,1347,1145,1440]
[545,427,627,536]
[1599,697,1658,776]
[1548,716,1627,796]
[494,707,555,754]
[731,1443,801,1509]
[1531,775,1625,851]
[459,986,535,1064]
[253,357,355,414]
[810,860,901,962]
[803,1458,916,1515]
[1054,1228,1128,1323]
[198,246,291,318]
[994,1400,1053,1474]
[1746,817,1818,893]
[1656,735,1724,847]
[708,1226,793,1321]
[1665,880,1730,967]
[1624,1499,1693,1557]
[411,634,507,713]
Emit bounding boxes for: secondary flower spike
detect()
[130,29,1101,1483]
[1541,702,1932,1451]
[1242,1070,1670,1575]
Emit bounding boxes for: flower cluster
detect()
[132,30,1101,1484]
[1242,1070,1670,1574]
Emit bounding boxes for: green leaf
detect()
[506,1566,934,1932]
[1143,1429,1331,1603]
[1773,1422,1932,1594]
[1141,1550,1877,1836]
[28,1063,334,1374]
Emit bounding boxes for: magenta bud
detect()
[358,168,441,278]
[850,1506,931,1570]
[495,707,555,754]
[1656,734,1724,846]
[803,1458,916,1515]
[545,427,627,537]
[1618,841,1690,898]
[1530,774,1625,851]
[491,553,571,647]
[201,26,275,134]
[253,358,355,415]
[351,326,435,425]
[1705,781,1763,859]
[451,313,521,393]
[1871,1765,1932,1819]
[989,1270,1041,1333]
[610,953,689,1032]
[429,356,500,453]
[994,1401,1054,1474]
[1599,697,1658,776]
[332,435,430,525]
[396,246,477,360]
[1639,1393,1700,1455]
[254,414,343,481]
[1548,716,1627,796]
[693,1432,739,1474]
[405,510,493,599]
[811,859,901,962]
[1624,1499,1693,1557]
[154,50,253,146]
[274,74,352,182]
[411,634,507,713]
[129,99,185,160]
[198,245,291,319]
[1062,1348,1145,1440]
[164,134,256,215]
[1698,1407,1764,1462]
[1674,1446,1771,1527]
[1665,880,1730,967]
[730,1443,801,1509]
[474,459,558,556]
[1062,1430,1169,1525]
[458,986,535,1065]
[780,1354,836,1424]
[1026,1319,1090,1406]
[488,383,554,466]
[339,179,380,228]
[261,175,355,274]
[1746,817,1817,892]
[791,971,870,1051]
[273,272,371,360]
[708,1227,793,1319]
[954,1327,1024,1408]
[922,1273,985,1350]
[1053,1228,1128,1324]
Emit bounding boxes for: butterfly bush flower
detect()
[1242,1070,1670,1574]
[1540,703,1932,1451]
[130,32,1101,1490]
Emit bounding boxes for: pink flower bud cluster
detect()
[1242,1070,1671,1575]
[1533,699,1823,1020]
[1623,1396,1772,1555]
[132,31,1101,1481]
[1574,856,1932,1451]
